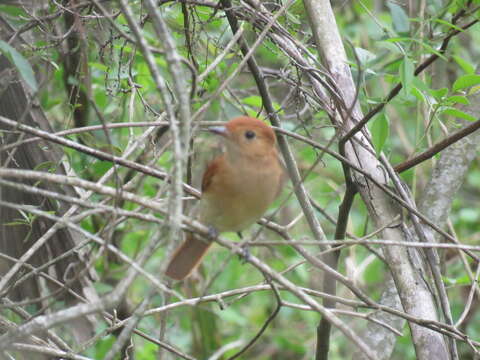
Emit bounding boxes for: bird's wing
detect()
[201,155,224,193]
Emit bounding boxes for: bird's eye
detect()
[245,130,256,139]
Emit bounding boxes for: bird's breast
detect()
[200,157,282,232]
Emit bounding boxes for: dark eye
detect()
[245,130,256,139]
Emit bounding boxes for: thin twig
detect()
[394,118,480,173]
[226,280,282,360]
[340,17,479,146]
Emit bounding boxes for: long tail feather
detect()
[165,233,212,280]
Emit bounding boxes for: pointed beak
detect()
[208,125,229,137]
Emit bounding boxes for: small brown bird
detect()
[165,116,285,280]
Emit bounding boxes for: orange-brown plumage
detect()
[165,116,285,280]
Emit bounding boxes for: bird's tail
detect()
[165,233,212,280]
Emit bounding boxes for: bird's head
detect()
[209,116,277,159]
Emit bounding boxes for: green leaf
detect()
[387,2,410,34]
[384,37,447,59]
[442,107,476,122]
[364,258,385,284]
[370,113,389,154]
[470,85,480,95]
[242,95,263,108]
[442,276,457,285]
[285,12,301,25]
[41,91,62,110]
[452,74,480,92]
[0,40,37,91]
[33,161,56,172]
[453,56,475,74]
[204,73,219,93]
[452,274,476,286]
[93,336,115,359]
[384,37,411,43]
[459,208,480,222]
[446,95,469,105]
[94,89,107,109]
[121,230,147,256]
[91,160,114,178]
[429,87,448,100]
[412,77,430,92]
[355,47,376,66]
[227,62,238,76]
[89,62,109,73]
[245,108,260,118]
[433,18,464,32]
[272,101,284,115]
[400,56,414,96]
[411,86,426,102]
[0,5,26,16]
[4,220,29,226]
[411,39,447,59]
[136,341,159,360]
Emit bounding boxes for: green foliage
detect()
[0,5,27,17]
[6,1,479,359]
[452,74,480,92]
[441,107,476,121]
[370,112,390,154]
[387,1,410,34]
[0,40,37,91]
[453,55,476,74]
[399,56,414,96]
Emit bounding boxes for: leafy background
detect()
[0,0,479,359]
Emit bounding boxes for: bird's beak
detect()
[208,126,229,138]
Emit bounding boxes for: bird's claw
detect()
[238,245,251,264]
[207,225,219,239]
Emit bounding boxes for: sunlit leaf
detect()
[242,95,263,108]
[446,95,469,105]
[429,87,448,99]
[411,86,426,102]
[433,18,464,32]
[442,107,476,122]
[452,74,480,92]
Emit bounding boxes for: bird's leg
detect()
[207,225,219,240]
[237,232,251,263]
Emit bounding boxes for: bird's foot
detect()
[238,245,251,264]
[207,225,219,240]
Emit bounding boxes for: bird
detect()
[165,116,285,280]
